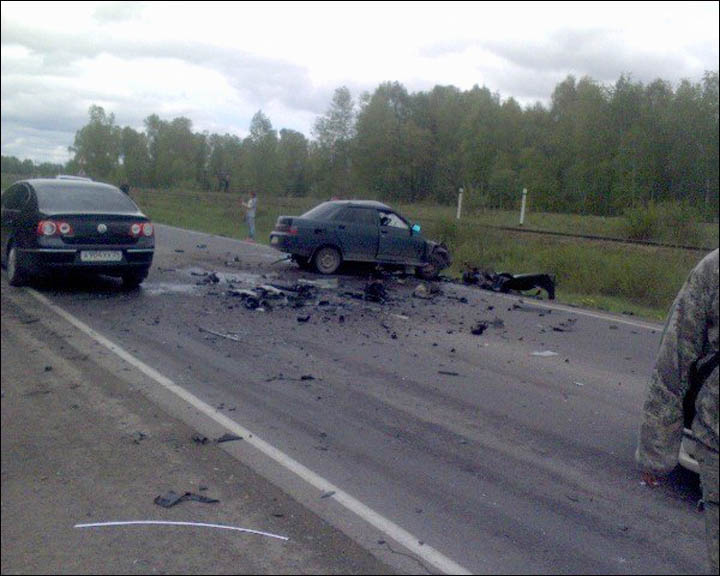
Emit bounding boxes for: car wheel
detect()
[7,243,27,287]
[122,271,147,289]
[313,246,342,275]
[416,252,444,280]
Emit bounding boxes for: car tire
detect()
[122,271,147,289]
[416,251,445,280]
[313,246,342,275]
[6,243,28,287]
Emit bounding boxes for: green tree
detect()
[278,129,309,196]
[69,105,121,180]
[312,87,356,197]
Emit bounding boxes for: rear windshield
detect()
[34,183,140,213]
[301,202,341,220]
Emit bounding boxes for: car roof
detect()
[327,200,392,210]
[18,178,119,194]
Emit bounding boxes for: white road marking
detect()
[26,288,472,576]
[74,521,289,540]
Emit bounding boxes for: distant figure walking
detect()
[242,191,257,241]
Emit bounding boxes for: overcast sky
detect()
[2,1,718,164]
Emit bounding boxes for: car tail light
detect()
[289,226,298,235]
[38,221,57,236]
[37,220,73,236]
[130,222,154,237]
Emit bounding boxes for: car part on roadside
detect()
[153,490,219,508]
[215,433,243,443]
[462,266,556,300]
[363,280,388,303]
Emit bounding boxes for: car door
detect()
[332,206,379,261]
[376,210,425,263]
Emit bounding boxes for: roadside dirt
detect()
[1,287,393,575]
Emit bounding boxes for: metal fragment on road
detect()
[531,351,559,357]
[74,521,289,541]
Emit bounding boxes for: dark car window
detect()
[34,183,140,213]
[379,211,409,230]
[335,207,377,227]
[1,185,29,210]
[301,202,342,221]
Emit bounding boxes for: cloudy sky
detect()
[1,1,718,164]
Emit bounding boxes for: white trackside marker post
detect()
[456,188,463,220]
[519,188,527,226]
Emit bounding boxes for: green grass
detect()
[126,188,716,321]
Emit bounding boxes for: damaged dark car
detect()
[270,200,451,279]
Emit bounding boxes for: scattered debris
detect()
[297,314,311,323]
[413,283,441,300]
[198,327,244,342]
[364,280,388,303]
[154,491,219,508]
[463,266,556,299]
[438,371,460,376]
[320,491,336,499]
[216,433,243,443]
[532,351,559,357]
[471,322,488,335]
[192,433,209,445]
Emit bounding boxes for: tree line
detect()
[3,71,718,218]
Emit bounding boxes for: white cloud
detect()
[1,0,718,163]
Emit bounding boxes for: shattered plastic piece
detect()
[471,322,488,335]
[192,433,209,445]
[320,491,336,499]
[154,491,219,508]
[363,281,387,303]
[438,371,460,376]
[532,351,559,357]
[216,433,243,443]
[300,375,315,381]
[297,278,339,290]
[413,284,440,299]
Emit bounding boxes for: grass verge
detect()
[130,189,713,321]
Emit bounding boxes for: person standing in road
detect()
[242,191,257,241]
[637,248,719,575]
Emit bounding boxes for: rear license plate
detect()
[80,250,123,263]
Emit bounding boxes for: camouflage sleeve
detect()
[636,252,717,474]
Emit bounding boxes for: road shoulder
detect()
[1,285,392,575]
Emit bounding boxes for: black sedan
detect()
[1,178,154,288]
[270,200,450,278]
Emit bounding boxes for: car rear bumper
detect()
[269,233,313,258]
[19,247,153,276]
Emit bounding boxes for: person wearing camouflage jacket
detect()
[637,248,719,574]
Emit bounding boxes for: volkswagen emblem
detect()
[97,223,108,234]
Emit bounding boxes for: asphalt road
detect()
[1,224,709,574]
